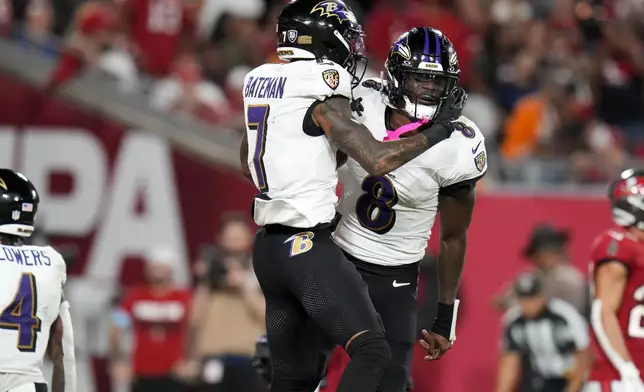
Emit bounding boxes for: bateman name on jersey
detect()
[244,76,288,99]
[0,245,53,267]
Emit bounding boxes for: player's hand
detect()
[434,86,468,123]
[419,329,452,361]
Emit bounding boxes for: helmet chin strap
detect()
[404,95,437,121]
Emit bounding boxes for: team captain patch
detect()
[322,69,340,90]
[474,151,486,172]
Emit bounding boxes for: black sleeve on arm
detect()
[438,173,485,196]
[303,100,327,137]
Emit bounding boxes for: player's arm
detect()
[58,297,77,392]
[591,261,634,367]
[239,132,253,182]
[313,96,452,176]
[420,184,476,359]
[47,316,65,392]
[436,185,475,305]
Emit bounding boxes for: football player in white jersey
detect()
[0,169,76,392]
[332,27,487,392]
[240,1,467,391]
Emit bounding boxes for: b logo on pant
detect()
[285,231,314,257]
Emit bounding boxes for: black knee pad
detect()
[345,330,391,370]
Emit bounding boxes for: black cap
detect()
[514,273,544,297]
[522,223,570,258]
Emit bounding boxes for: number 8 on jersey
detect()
[355,175,399,235]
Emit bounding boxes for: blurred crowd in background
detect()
[4,0,644,185]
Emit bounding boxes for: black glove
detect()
[417,121,456,148]
[416,86,468,148]
[434,86,468,123]
[350,97,364,116]
[252,335,272,385]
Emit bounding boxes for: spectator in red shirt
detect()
[46,2,119,91]
[115,0,198,76]
[110,246,192,392]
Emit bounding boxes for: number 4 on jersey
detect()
[0,273,42,352]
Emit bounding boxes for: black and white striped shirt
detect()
[502,299,589,378]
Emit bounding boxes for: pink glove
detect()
[383,118,429,141]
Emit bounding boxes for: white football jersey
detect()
[333,79,487,266]
[0,245,66,388]
[243,60,352,228]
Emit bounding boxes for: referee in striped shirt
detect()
[495,273,590,392]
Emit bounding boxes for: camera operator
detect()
[177,213,265,392]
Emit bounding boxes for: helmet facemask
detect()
[333,26,368,89]
[385,63,457,121]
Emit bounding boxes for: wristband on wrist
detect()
[430,300,460,341]
[419,122,454,148]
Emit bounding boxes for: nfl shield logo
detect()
[322,69,340,90]
[287,30,298,43]
[474,151,486,172]
[11,210,20,221]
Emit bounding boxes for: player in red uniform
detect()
[586,168,644,392]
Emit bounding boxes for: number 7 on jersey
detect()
[246,104,271,192]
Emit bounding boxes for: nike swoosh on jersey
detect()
[392,280,411,287]
[472,140,482,154]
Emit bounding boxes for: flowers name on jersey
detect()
[474,151,486,172]
[322,69,340,90]
[311,1,357,24]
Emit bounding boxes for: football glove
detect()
[619,362,644,392]
[434,86,468,123]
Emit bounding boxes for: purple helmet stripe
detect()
[434,30,441,61]
[421,27,430,62]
